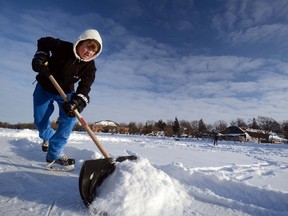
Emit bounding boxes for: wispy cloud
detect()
[212,0,288,47]
[1,1,288,125]
[91,33,288,122]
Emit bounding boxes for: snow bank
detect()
[0,128,288,216]
[89,158,192,215]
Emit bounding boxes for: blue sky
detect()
[1,0,288,125]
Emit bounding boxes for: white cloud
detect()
[212,0,288,47]
[1,1,288,125]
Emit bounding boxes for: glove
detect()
[31,51,50,76]
[62,94,88,117]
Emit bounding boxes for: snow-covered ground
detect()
[0,128,288,216]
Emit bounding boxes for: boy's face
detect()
[77,40,98,61]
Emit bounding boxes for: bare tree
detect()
[180,120,193,136]
[213,120,227,132]
[230,118,247,129]
[164,120,174,137]
[190,120,199,138]
[154,119,166,132]
[128,122,140,134]
[141,121,154,135]
[248,117,259,129]
[281,121,288,139]
[257,116,281,134]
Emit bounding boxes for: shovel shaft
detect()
[48,74,111,158]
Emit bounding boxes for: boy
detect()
[32,29,102,171]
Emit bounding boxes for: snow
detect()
[1,128,288,216]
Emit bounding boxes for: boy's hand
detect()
[62,94,88,117]
[31,51,50,76]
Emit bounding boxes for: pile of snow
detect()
[0,128,288,216]
[90,158,191,215]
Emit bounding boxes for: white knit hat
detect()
[73,29,103,62]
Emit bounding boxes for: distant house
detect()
[90,120,129,134]
[220,126,286,143]
[220,126,249,142]
[244,129,269,143]
[245,129,288,143]
[91,120,119,133]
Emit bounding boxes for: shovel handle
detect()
[48,74,111,159]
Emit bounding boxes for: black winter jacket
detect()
[35,37,96,100]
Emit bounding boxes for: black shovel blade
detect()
[79,158,115,206]
[79,156,137,206]
[115,155,138,162]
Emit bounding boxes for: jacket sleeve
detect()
[37,37,61,54]
[76,63,96,102]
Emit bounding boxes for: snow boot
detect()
[46,155,75,171]
[42,140,49,152]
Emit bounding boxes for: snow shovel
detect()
[47,73,137,206]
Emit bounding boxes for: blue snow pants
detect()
[33,83,76,161]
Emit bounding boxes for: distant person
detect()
[213,133,219,146]
[31,29,102,171]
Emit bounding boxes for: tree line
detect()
[2,115,288,139]
[126,116,288,138]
